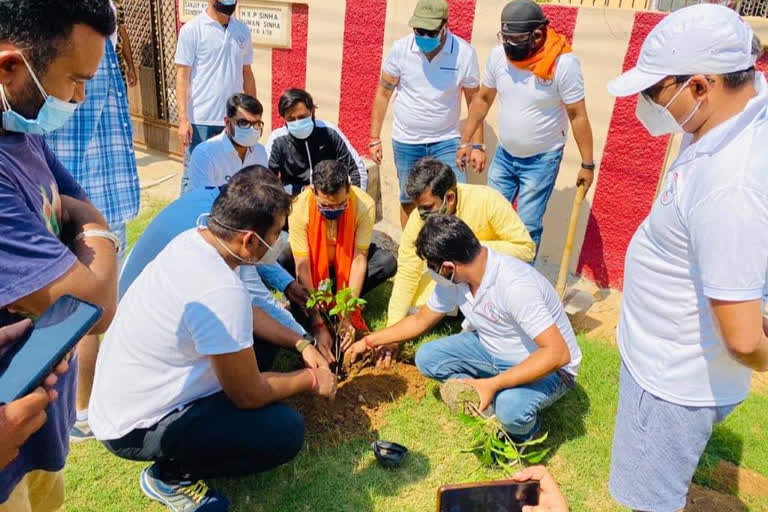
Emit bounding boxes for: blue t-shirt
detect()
[0,133,85,503]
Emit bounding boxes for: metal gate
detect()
[123,0,179,126]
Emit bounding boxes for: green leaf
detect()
[329,306,341,316]
[457,413,481,427]
[521,447,550,464]
[503,444,519,459]
[516,431,549,447]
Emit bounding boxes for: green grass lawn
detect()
[61,202,768,511]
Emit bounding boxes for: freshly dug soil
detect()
[285,361,428,443]
[438,379,480,415]
[687,484,748,512]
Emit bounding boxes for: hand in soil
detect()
[302,345,330,370]
[338,317,356,352]
[459,377,498,412]
[347,340,369,364]
[315,368,338,401]
[316,328,335,364]
[512,466,568,512]
[375,343,399,369]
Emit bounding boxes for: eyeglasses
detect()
[414,25,443,38]
[497,31,531,44]
[234,119,264,129]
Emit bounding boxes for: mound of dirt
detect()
[687,484,748,512]
[285,362,428,443]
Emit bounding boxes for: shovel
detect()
[555,184,594,315]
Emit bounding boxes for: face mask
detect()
[258,231,288,265]
[503,38,534,61]
[287,117,314,140]
[418,196,449,221]
[231,124,261,147]
[213,0,237,15]
[427,263,456,287]
[202,214,277,266]
[415,28,442,53]
[0,53,78,135]
[635,78,701,137]
[318,202,348,221]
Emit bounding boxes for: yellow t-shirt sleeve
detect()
[386,209,425,326]
[354,188,375,251]
[484,188,536,262]
[289,191,310,258]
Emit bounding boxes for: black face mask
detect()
[213,1,237,16]
[503,39,534,61]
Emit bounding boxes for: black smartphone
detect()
[437,480,540,512]
[0,295,102,404]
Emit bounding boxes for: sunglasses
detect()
[414,25,444,38]
[497,31,532,44]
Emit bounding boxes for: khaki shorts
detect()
[0,470,64,512]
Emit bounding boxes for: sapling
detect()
[306,279,367,378]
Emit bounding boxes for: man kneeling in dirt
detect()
[89,173,337,511]
[348,215,581,442]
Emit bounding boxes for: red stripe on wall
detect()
[757,51,768,76]
[271,4,309,131]
[447,0,477,42]
[576,12,668,289]
[541,5,579,44]
[338,0,388,156]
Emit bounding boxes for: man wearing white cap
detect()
[606,5,767,511]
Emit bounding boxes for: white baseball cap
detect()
[607,4,756,97]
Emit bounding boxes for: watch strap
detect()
[581,162,596,171]
[295,338,311,353]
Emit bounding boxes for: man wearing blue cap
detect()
[606,5,767,511]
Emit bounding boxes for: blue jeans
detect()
[392,137,464,204]
[487,146,564,252]
[181,124,225,193]
[415,331,569,438]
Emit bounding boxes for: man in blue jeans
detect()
[348,215,581,440]
[458,0,595,253]
[369,0,484,227]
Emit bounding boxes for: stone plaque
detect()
[237,1,292,49]
[180,0,207,23]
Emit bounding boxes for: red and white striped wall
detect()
[175,1,768,290]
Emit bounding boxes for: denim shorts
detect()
[392,138,463,203]
[609,362,739,512]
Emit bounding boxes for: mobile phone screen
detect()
[0,295,102,404]
[439,481,539,512]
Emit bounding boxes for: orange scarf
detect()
[511,27,571,81]
[308,191,368,332]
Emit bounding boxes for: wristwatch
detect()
[581,162,596,171]
[472,144,486,151]
[295,333,317,354]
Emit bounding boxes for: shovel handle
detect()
[555,184,587,299]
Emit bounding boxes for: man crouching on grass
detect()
[347,215,581,442]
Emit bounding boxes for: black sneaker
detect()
[139,465,229,511]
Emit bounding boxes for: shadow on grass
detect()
[539,382,590,462]
[693,426,748,510]
[219,444,431,512]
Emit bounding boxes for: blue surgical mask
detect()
[287,117,314,140]
[0,52,78,135]
[318,203,348,221]
[415,34,440,53]
[231,124,261,147]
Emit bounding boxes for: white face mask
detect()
[231,124,261,147]
[198,213,279,266]
[635,78,701,137]
[427,263,456,288]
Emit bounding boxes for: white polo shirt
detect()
[382,31,480,144]
[427,248,582,376]
[175,12,254,125]
[183,131,268,193]
[482,46,584,158]
[618,74,768,408]
[89,229,254,440]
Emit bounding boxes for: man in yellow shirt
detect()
[283,160,397,364]
[387,156,535,331]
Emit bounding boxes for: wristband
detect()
[295,338,311,353]
[472,144,486,151]
[458,142,472,149]
[364,336,376,350]
[581,162,596,171]
[369,140,382,148]
[74,230,121,253]
[306,368,318,391]
[313,321,325,331]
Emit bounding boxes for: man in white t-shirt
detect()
[604,6,768,512]
[348,215,581,441]
[175,0,256,192]
[89,173,337,511]
[369,0,483,227]
[459,0,594,254]
[183,93,268,193]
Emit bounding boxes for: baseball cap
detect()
[409,0,449,31]
[501,0,548,35]
[607,4,756,97]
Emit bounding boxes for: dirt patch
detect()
[285,362,427,443]
[753,373,768,395]
[707,460,768,499]
[687,484,748,512]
